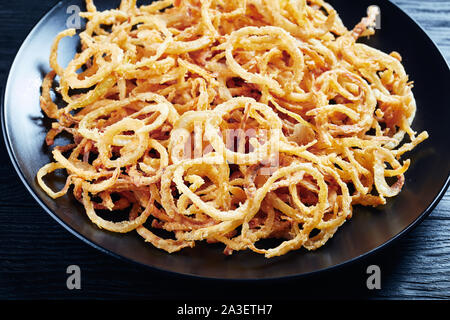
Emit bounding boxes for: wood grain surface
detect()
[0,0,449,300]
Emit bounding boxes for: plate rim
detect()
[2,0,450,281]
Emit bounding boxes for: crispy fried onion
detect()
[37,0,428,258]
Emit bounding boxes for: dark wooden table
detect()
[0,0,449,300]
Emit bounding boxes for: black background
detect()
[0,0,449,300]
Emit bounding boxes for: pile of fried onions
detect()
[37,0,428,258]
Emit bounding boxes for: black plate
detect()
[2,0,450,280]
